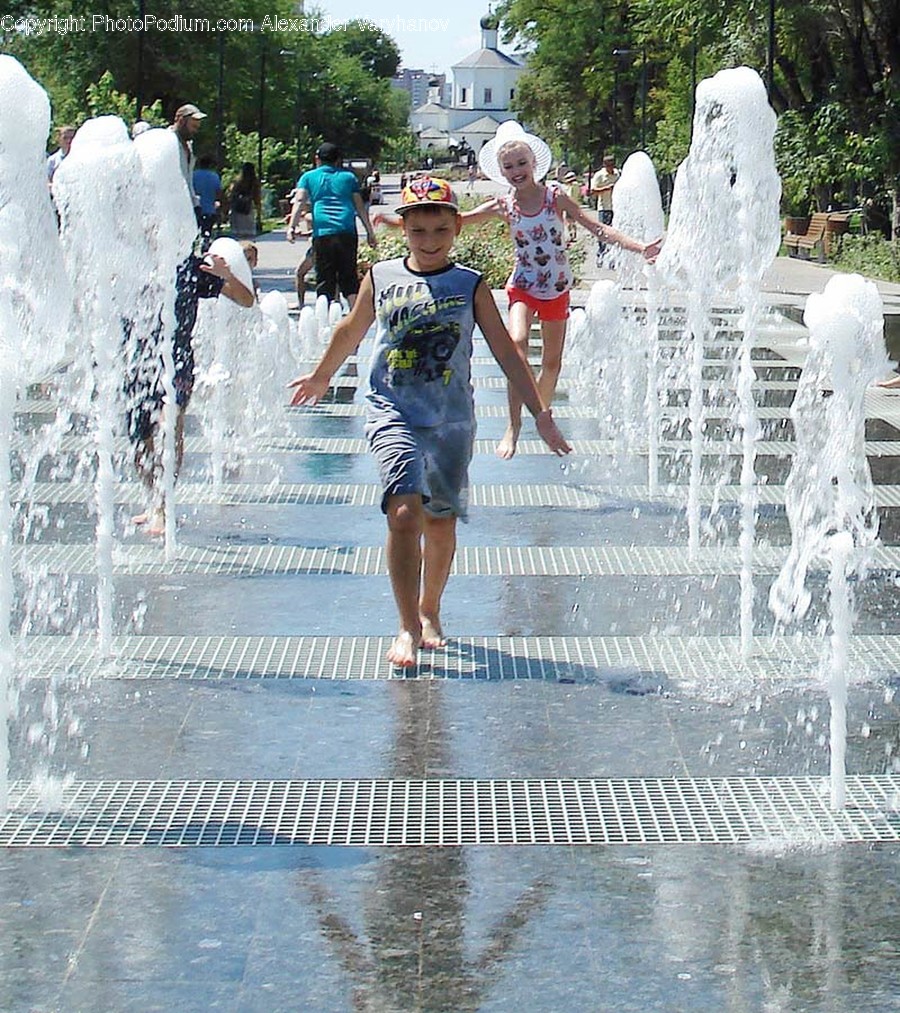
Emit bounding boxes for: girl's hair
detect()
[497,139,536,162]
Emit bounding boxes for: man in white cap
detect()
[170,103,207,209]
[46,124,76,184]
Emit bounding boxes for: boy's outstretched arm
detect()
[473,281,572,456]
[555,191,662,262]
[288,273,376,406]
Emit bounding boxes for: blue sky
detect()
[315,0,508,74]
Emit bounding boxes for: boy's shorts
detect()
[365,414,475,520]
[506,285,570,321]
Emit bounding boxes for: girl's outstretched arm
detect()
[371,211,402,229]
[555,190,662,262]
[287,273,376,405]
[460,196,506,228]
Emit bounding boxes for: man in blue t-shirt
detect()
[285,142,376,307]
[192,155,222,248]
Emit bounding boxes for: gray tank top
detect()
[366,258,481,427]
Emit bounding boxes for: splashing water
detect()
[769,274,887,808]
[612,151,665,491]
[565,155,664,480]
[657,67,781,658]
[0,57,72,810]
[54,117,167,642]
[566,281,624,441]
[132,127,200,557]
[192,238,296,492]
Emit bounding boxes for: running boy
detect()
[466,121,661,458]
[287,177,571,668]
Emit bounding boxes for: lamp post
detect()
[554,118,570,166]
[767,0,775,98]
[612,46,648,150]
[135,0,145,119]
[216,33,225,170]
[279,50,302,167]
[257,36,267,181]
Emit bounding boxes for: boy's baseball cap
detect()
[395,176,459,214]
[175,103,206,120]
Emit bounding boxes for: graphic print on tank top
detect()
[378,280,463,386]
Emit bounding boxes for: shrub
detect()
[831,235,900,283]
[358,214,515,289]
[358,196,585,289]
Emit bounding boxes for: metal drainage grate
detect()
[15,481,900,510]
[19,632,900,683]
[15,542,900,578]
[17,433,900,459]
[2,775,899,846]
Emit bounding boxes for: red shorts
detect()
[506,285,570,321]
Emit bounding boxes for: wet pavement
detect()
[4,196,900,1011]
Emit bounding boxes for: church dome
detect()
[480,12,500,30]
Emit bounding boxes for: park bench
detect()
[784,212,830,258]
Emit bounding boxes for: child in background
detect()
[129,242,256,535]
[287,177,571,667]
[464,121,661,458]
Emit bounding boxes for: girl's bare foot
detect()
[146,507,166,537]
[876,373,900,389]
[420,614,446,649]
[387,629,420,667]
[131,512,149,525]
[496,424,520,460]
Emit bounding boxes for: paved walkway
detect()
[4,180,900,1009]
[253,172,900,320]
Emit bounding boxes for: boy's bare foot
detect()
[496,424,520,460]
[420,614,446,649]
[387,629,420,667]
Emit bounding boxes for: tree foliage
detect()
[497,0,900,231]
[2,2,409,178]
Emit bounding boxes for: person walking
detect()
[193,154,222,248]
[285,142,376,308]
[46,124,76,183]
[590,153,620,261]
[227,161,262,238]
[169,103,207,212]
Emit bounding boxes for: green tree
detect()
[4,0,408,167]
[630,0,900,233]
[331,22,401,79]
[85,70,165,128]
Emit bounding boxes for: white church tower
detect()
[411,11,524,155]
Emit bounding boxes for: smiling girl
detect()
[465,121,660,458]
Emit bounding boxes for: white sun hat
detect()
[478,120,553,185]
